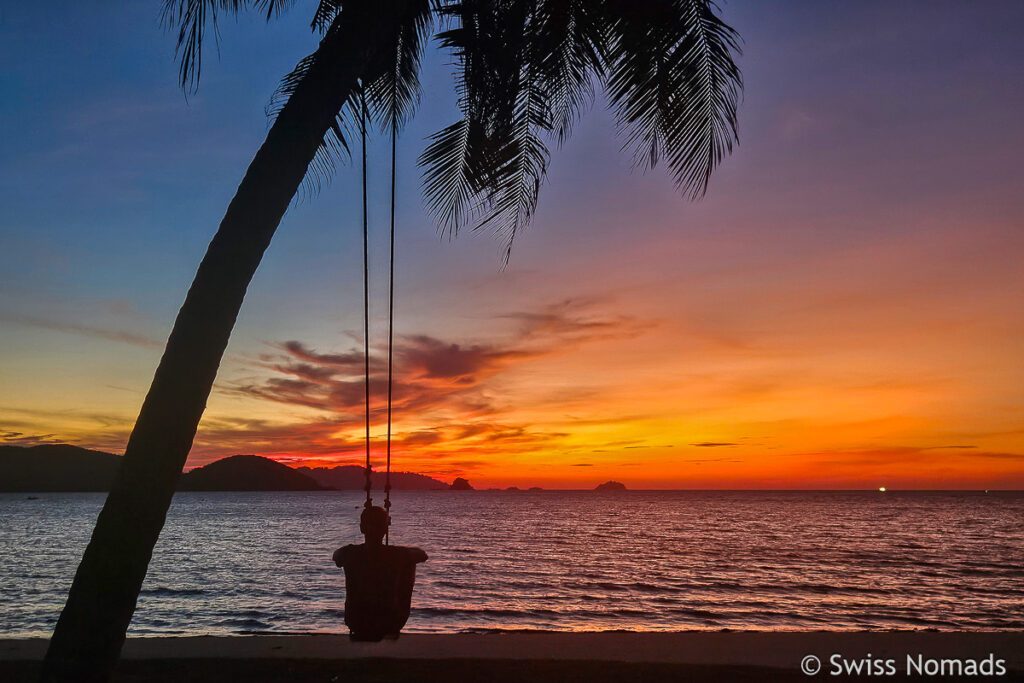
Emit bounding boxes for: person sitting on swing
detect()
[332,505,428,641]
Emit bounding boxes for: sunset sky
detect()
[2,1,1023,488]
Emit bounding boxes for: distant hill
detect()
[0,444,121,492]
[297,466,449,491]
[0,444,452,492]
[451,477,474,490]
[180,455,323,491]
[595,480,627,491]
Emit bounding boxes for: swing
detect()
[331,87,428,642]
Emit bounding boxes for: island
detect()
[595,480,627,491]
[179,455,323,491]
[297,465,448,490]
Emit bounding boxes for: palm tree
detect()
[42,0,741,679]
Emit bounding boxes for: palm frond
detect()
[363,0,434,134]
[268,0,433,197]
[469,0,552,258]
[310,0,343,33]
[421,0,500,236]
[533,0,606,145]
[161,0,297,93]
[266,48,361,200]
[421,119,486,233]
[423,0,621,259]
[423,0,558,258]
[602,0,741,198]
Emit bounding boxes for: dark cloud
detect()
[972,451,1024,460]
[194,300,654,469]
[400,334,538,383]
[275,341,373,372]
[400,429,445,446]
[691,442,739,447]
[688,457,744,463]
[228,300,648,428]
[0,431,64,446]
[234,332,537,419]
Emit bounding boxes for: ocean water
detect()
[1,490,1022,637]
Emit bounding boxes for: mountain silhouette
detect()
[0,444,451,492]
[297,466,448,491]
[0,444,121,492]
[179,455,323,491]
[595,480,627,491]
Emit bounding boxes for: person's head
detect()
[360,505,389,544]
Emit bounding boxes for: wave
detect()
[141,587,205,597]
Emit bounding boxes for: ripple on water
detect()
[1,490,1023,636]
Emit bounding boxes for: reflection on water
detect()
[2,490,1022,636]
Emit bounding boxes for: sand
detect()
[3,632,1023,681]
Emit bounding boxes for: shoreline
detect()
[4,634,1019,679]
[4,631,1024,663]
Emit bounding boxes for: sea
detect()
[1,490,1022,637]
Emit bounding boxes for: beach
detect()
[3,632,1024,681]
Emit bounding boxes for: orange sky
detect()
[2,2,1024,488]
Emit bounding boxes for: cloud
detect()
[502,298,653,345]
[971,451,1024,461]
[185,412,567,472]
[400,335,537,383]
[0,431,64,446]
[228,299,648,424]
[0,298,652,473]
[274,341,371,373]
[691,442,739,447]
[687,457,744,464]
[235,336,513,419]
[0,311,161,348]
[788,445,1024,469]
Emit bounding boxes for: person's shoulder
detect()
[394,545,428,563]
[335,544,363,563]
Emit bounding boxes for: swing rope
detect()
[384,118,396,543]
[360,86,372,511]
[357,81,398,543]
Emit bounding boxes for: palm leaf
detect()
[601,0,742,198]
[268,0,433,197]
[424,0,573,259]
[161,0,297,93]
[363,0,434,134]
[533,0,606,145]
[310,0,343,33]
[266,49,361,199]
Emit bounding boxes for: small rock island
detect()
[594,480,627,491]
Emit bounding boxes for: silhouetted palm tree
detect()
[42,0,741,679]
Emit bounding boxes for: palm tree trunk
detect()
[41,4,403,680]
